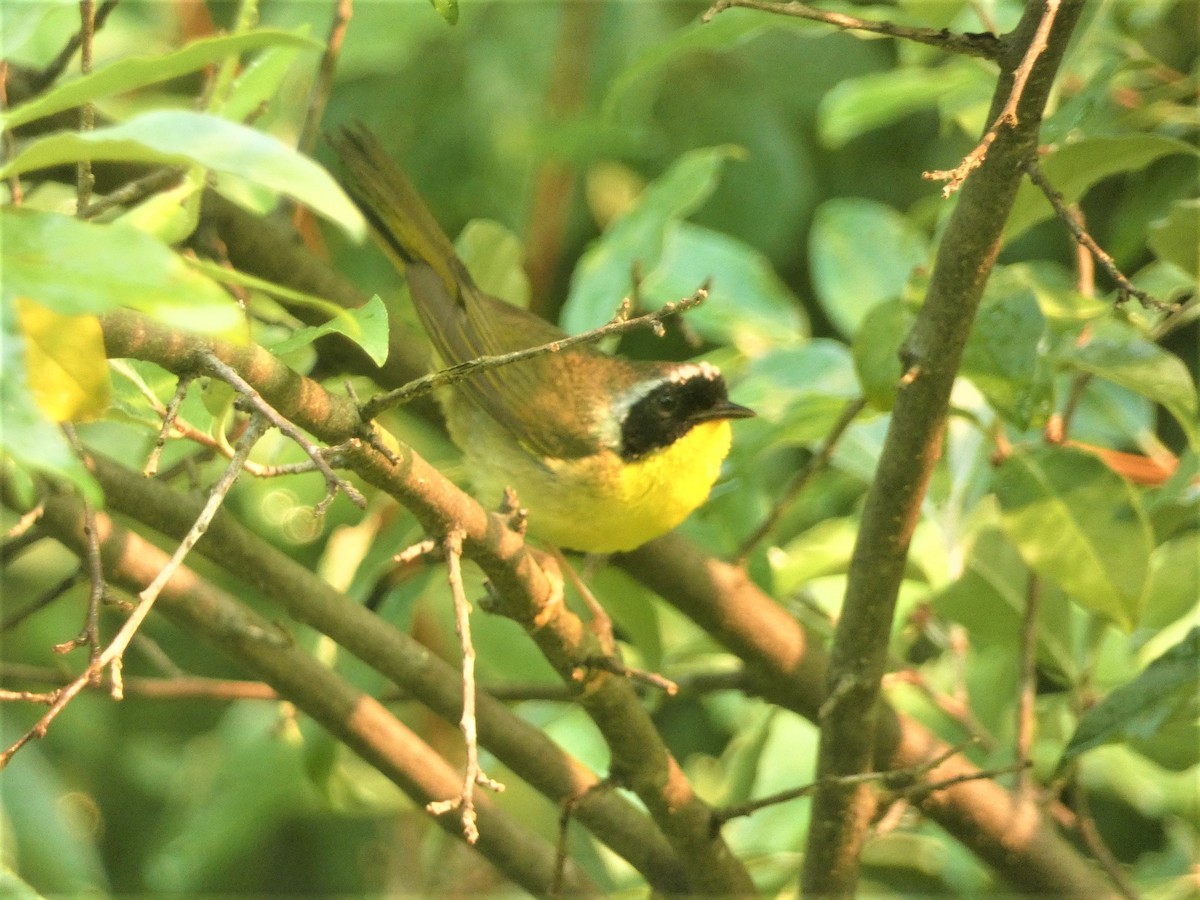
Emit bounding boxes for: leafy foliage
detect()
[1,0,1196,895]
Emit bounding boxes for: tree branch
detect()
[10,485,592,896]
[802,3,1088,894]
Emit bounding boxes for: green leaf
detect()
[604,10,818,119]
[1058,628,1200,770]
[639,221,807,350]
[218,37,309,123]
[455,219,530,308]
[851,299,915,411]
[1142,532,1200,630]
[1,30,319,131]
[995,445,1152,630]
[817,62,983,148]
[0,298,103,503]
[809,198,928,337]
[430,0,459,25]
[960,282,1051,429]
[562,145,743,333]
[14,300,111,422]
[268,295,390,367]
[0,208,243,335]
[1147,199,1200,277]
[0,111,364,237]
[933,528,1078,682]
[1062,328,1199,449]
[1006,135,1200,241]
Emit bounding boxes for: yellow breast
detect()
[448,404,733,553]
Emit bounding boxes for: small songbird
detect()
[335,127,753,553]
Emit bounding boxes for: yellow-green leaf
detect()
[15,298,111,422]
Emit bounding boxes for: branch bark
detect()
[796,3,1088,893]
[618,534,1114,897]
[14,485,594,897]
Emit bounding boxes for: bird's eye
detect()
[656,391,678,412]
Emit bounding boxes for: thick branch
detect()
[14,486,592,896]
[99,313,751,892]
[802,3,1089,895]
[618,535,1113,897]
[77,450,689,893]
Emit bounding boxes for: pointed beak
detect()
[692,398,756,424]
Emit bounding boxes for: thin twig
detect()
[1015,573,1041,798]
[358,287,710,421]
[297,0,352,158]
[57,425,104,672]
[551,779,612,897]
[199,352,367,511]
[735,395,867,562]
[1071,777,1140,900]
[580,656,679,696]
[425,529,504,843]
[82,167,187,220]
[4,502,45,542]
[145,373,196,477]
[31,0,118,92]
[1024,158,1175,311]
[716,739,1002,825]
[0,413,269,769]
[925,0,1061,196]
[75,0,97,217]
[702,0,1002,60]
[0,62,25,206]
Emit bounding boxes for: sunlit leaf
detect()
[1147,199,1200,278]
[639,221,807,351]
[0,112,364,237]
[1063,328,1199,449]
[960,283,1051,429]
[15,299,111,422]
[1059,628,1200,770]
[933,528,1078,682]
[0,299,103,503]
[809,198,928,337]
[818,62,983,148]
[1,30,318,130]
[268,295,390,367]
[1006,135,1199,241]
[995,445,1152,630]
[563,145,743,333]
[455,219,530,308]
[851,299,915,411]
[0,208,243,336]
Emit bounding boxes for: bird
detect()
[334,126,753,553]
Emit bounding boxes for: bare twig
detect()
[580,655,679,696]
[145,373,196,477]
[297,0,352,158]
[30,0,118,92]
[426,530,505,843]
[4,501,45,541]
[735,396,867,562]
[199,352,366,511]
[1015,574,1041,799]
[925,0,1061,196]
[0,62,25,206]
[358,287,710,421]
[82,167,187,220]
[717,739,1021,825]
[75,0,98,217]
[0,413,269,769]
[551,779,612,897]
[1071,777,1140,900]
[1024,158,1174,311]
[702,0,1002,59]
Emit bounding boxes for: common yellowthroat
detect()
[334,127,753,553]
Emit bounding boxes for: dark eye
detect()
[656,391,678,413]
